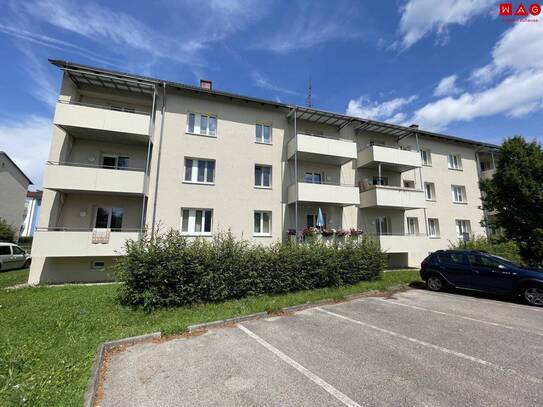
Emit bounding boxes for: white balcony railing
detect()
[359,185,426,209]
[357,145,421,171]
[371,234,428,253]
[480,168,496,180]
[31,229,141,257]
[287,133,357,164]
[43,162,147,195]
[288,181,360,206]
[53,100,150,137]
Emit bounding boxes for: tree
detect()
[0,217,16,242]
[480,136,543,267]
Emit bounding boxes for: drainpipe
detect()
[294,108,298,240]
[151,82,167,238]
[140,88,157,234]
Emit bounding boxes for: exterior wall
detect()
[20,196,41,237]
[0,154,30,236]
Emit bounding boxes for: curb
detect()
[84,332,161,407]
[187,312,268,332]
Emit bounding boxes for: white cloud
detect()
[433,74,461,96]
[251,71,300,96]
[398,0,494,49]
[17,47,59,109]
[412,69,543,130]
[0,116,52,187]
[346,95,417,122]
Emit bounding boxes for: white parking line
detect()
[237,324,363,407]
[373,297,543,337]
[315,307,541,384]
[416,289,543,313]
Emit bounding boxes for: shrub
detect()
[0,218,16,242]
[114,230,387,310]
[449,235,523,265]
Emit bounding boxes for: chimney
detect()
[409,124,419,129]
[200,79,212,90]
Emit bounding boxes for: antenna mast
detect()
[306,77,312,108]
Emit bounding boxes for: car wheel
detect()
[426,275,445,292]
[522,286,543,307]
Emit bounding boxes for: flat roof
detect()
[0,151,33,185]
[49,59,499,149]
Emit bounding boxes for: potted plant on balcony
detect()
[321,228,335,237]
[287,228,297,242]
[335,228,351,238]
[349,228,364,238]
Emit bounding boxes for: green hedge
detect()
[114,230,387,310]
[449,235,523,265]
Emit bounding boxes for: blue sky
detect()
[0,0,542,188]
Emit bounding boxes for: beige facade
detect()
[0,152,32,238]
[29,61,498,284]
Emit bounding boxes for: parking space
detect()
[100,290,543,406]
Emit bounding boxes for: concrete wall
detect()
[0,153,30,236]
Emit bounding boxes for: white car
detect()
[0,242,31,271]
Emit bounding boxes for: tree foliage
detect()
[480,136,543,266]
[0,218,16,242]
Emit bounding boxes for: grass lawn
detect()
[0,268,421,406]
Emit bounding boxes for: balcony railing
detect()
[43,162,147,195]
[287,133,357,165]
[357,144,421,171]
[359,185,426,209]
[369,233,428,253]
[288,180,360,206]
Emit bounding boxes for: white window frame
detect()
[180,208,213,236]
[406,217,419,235]
[254,211,272,236]
[428,218,440,238]
[184,158,215,184]
[447,154,462,170]
[455,219,471,239]
[186,112,217,137]
[91,260,106,270]
[451,185,467,203]
[424,182,436,201]
[101,154,130,170]
[375,216,391,235]
[255,165,272,188]
[421,149,432,166]
[255,123,272,144]
[93,207,124,229]
[304,172,323,184]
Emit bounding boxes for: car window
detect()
[467,254,500,268]
[0,246,11,255]
[12,246,24,255]
[437,253,466,265]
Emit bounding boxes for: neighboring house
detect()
[0,152,32,239]
[20,190,43,237]
[28,60,498,284]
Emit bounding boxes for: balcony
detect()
[359,185,426,209]
[287,133,357,165]
[371,234,428,253]
[357,145,421,172]
[43,162,147,196]
[288,181,360,206]
[480,168,496,180]
[53,101,150,142]
[31,229,141,257]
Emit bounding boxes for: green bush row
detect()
[114,230,387,310]
[449,235,523,265]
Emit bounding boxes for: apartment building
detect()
[0,151,33,238]
[28,60,498,284]
[20,190,43,237]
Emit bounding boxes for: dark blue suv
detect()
[420,250,543,306]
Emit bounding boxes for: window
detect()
[94,207,123,230]
[467,254,500,268]
[451,185,467,203]
[187,112,217,136]
[307,213,326,228]
[0,246,11,255]
[428,218,440,237]
[375,216,391,235]
[254,211,272,236]
[403,180,415,188]
[101,155,129,170]
[304,172,322,184]
[255,124,271,144]
[181,208,213,235]
[12,246,24,255]
[407,217,419,235]
[184,158,215,184]
[448,154,462,170]
[437,253,466,265]
[455,219,471,238]
[372,176,388,186]
[425,182,436,201]
[421,149,432,166]
[255,165,271,188]
[91,261,106,270]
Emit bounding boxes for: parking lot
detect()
[100,289,543,406]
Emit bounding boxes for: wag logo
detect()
[499,3,541,21]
